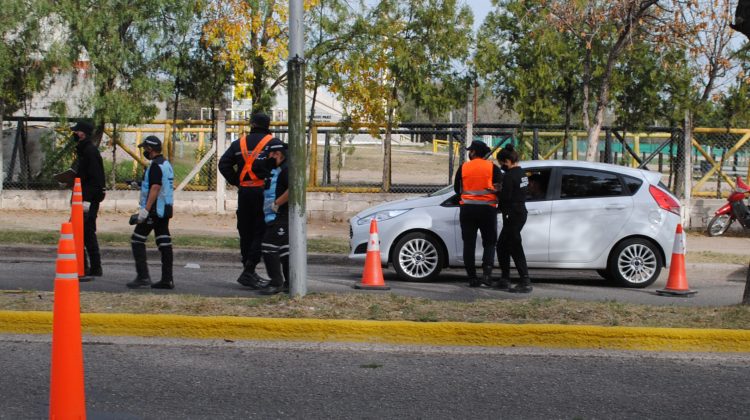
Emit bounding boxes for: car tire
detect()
[606,238,662,288]
[706,214,733,237]
[596,269,610,280]
[391,232,444,282]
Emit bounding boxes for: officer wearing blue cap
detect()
[127,135,175,290]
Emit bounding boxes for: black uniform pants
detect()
[261,214,289,287]
[237,187,266,269]
[497,209,529,279]
[131,216,172,281]
[83,201,101,270]
[459,204,497,277]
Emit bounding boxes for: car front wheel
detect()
[607,238,661,288]
[392,232,444,282]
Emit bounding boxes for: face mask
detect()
[501,164,509,171]
[265,156,278,169]
[143,150,153,160]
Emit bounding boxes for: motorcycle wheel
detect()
[706,214,734,237]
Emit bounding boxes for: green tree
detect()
[1,1,66,132]
[55,0,179,143]
[329,0,473,191]
[476,0,582,156]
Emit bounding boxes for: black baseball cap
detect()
[466,140,491,156]
[70,120,94,137]
[137,135,162,150]
[266,138,288,152]
[249,113,271,129]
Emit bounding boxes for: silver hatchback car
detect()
[349,160,681,288]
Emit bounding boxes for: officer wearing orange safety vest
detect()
[219,113,278,289]
[453,140,503,287]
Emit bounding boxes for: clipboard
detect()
[53,169,76,187]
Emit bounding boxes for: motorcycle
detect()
[706,176,750,236]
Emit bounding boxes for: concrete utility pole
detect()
[288,0,307,297]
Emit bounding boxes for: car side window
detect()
[560,169,624,199]
[622,175,643,195]
[525,168,551,201]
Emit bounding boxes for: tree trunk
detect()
[0,101,4,194]
[581,47,592,132]
[383,105,393,192]
[563,94,572,160]
[171,77,181,160]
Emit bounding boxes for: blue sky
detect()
[465,0,493,29]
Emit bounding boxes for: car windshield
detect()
[426,185,454,197]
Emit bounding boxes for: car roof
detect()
[521,160,657,181]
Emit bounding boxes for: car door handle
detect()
[528,209,542,215]
[605,204,627,210]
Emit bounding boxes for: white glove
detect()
[271,202,279,213]
[82,201,91,213]
[137,208,150,223]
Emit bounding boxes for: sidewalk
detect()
[0,209,349,239]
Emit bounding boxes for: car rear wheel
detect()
[607,238,661,288]
[707,214,733,237]
[392,232,444,282]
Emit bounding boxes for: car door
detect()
[496,167,552,263]
[468,167,552,264]
[549,167,634,263]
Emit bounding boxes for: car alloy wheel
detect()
[392,232,443,282]
[607,238,661,288]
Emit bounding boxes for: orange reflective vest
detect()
[460,158,497,206]
[238,134,273,187]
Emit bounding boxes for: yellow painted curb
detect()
[1,310,749,353]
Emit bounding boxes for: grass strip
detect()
[0,230,349,254]
[1,290,749,330]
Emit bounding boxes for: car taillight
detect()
[649,185,680,215]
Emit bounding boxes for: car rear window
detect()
[560,168,624,199]
[622,175,643,195]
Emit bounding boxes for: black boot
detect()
[88,250,103,277]
[127,276,152,289]
[237,262,268,289]
[259,253,285,295]
[152,245,174,289]
[509,277,533,293]
[491,277,510,290]
[466,266,480,287]
[481,265,493,287]
[129,240,150,288]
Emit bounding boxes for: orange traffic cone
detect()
[71,178,85,279]
[656,223,697,297]
[49,222,86,419]
[353,218,390,290]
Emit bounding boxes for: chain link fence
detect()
[3,116,741,198]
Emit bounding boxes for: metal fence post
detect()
[532,128,539,160]
[216,107,227,214]
[683,111,692,227]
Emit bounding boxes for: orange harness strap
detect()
[238,134,273,187]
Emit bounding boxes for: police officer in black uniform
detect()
[218,113,278,288]
[495,144,532,293]
[70,120,106,281]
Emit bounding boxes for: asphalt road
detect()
[0,254,746,306]
[1,335,749,419]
